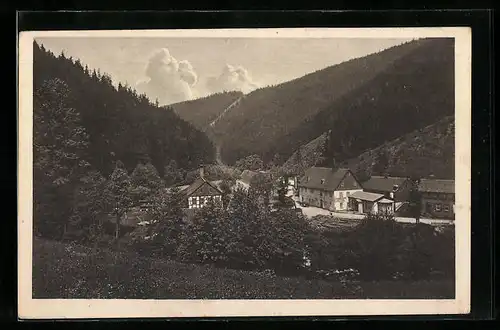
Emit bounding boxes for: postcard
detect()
[18,27,471,318]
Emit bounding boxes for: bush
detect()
[176,188,312,276]
[336,214,454,281]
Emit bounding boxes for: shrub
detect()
[337,214,454,281]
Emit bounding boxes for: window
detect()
[435,203,442,212]
[339,192,344,199]
[339,202,344,209]
[443,204,450,212]
[426,202,432,213]
[320,179,325,184]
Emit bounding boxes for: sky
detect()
[37,37,412,106]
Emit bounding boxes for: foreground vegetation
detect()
[33,237,454,299]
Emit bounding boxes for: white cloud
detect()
[206,64,259,94]
[136,48,198,105]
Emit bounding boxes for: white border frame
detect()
[18,27,472,319]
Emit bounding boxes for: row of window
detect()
[315,190,353,198]
[188,195,222,209]
[426,202,452,213]
[316,178,357,188]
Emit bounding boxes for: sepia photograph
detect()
[18,27,471,318]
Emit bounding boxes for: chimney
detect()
[199,164,205,178]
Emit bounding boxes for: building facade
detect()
[298,167,363,212]
[418,179,455,219]
[180,168,223,209]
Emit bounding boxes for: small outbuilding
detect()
[348,191,395,215]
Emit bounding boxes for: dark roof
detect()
[181,176,223,197]
[298,167,352,191]
[362,176,409,192]
[418,179,455,194]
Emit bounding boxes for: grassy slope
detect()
[33,238,454,299]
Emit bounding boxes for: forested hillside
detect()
[283,116,455,180]
[170,91,243,132]
[34,41,215,176]
[33,41,215,240]
[345,116,455,181]
[207,38,454,166]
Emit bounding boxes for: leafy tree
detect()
[33,78,90,239]
[177,198,228,265]
[163,160,185,186]
[219,179,234,208]
[66,171,108,243]
[249,173,273,207]
[130,162,163,202]
[408,177,422,224]
[235,154,264,171]
[146,186,185,256]
[372,150,390,175]
[268,209,311,275]
[275,175,289,206]
[104,161,133,240]
[339,213,404,280]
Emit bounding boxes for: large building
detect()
[298,167,363,212]
[418,179,455,219]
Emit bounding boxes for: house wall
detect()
[188,195,222,209]
[331,189,363,211]
[420,192,455,219]
[299,187,331,210]
[298,187,362,211]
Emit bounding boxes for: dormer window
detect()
[320,179,325,184]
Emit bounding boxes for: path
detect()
[290,196,454,225]
[209,96,244,128]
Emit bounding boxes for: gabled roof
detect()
[298,167,353,192]
[362,176,409,192]
[349,191,391,202]
[181,177,223,197]
[418,179,455,194]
